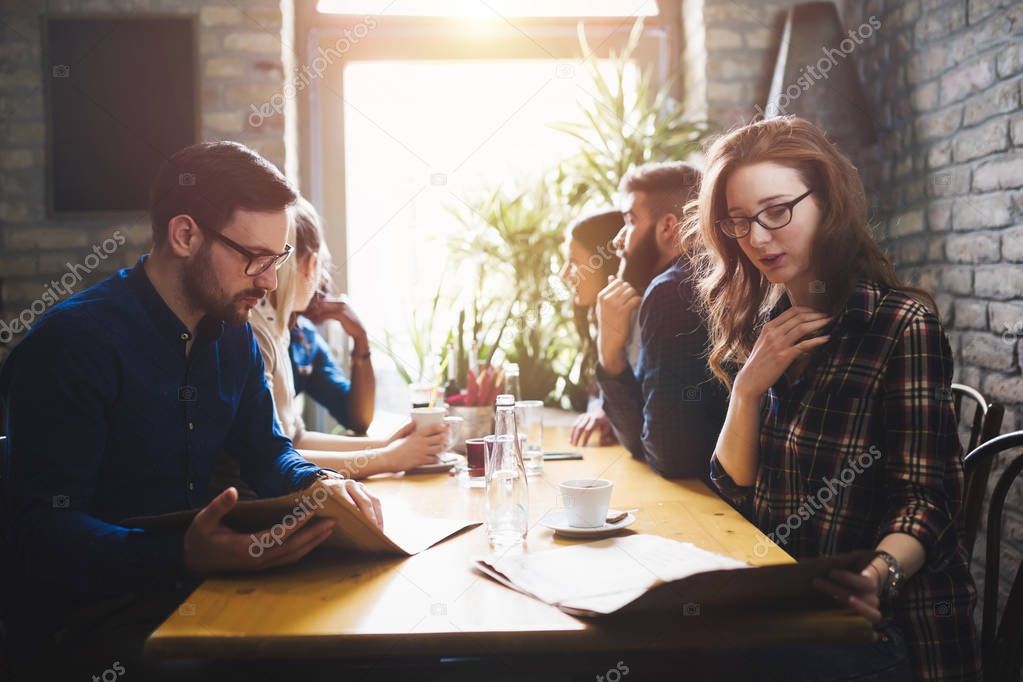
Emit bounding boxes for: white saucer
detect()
[406,452,462,475]
[538,508,636,538]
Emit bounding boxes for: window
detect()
[301,4,672,415]
[319,0,659,18]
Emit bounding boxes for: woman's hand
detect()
[379,422,449,472]
[733,306,832,399]
[304,295,369,353]
[812,563,885,624]
[384,420,416,445]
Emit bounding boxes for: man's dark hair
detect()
[619,161,702,221]
[149,141,298,245]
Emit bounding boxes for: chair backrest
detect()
[965,430,1023,682]
[954,383,1005,559]
[952,383,1004,453]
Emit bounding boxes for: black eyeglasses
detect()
[196,222,293,276]
[716,189,814,239]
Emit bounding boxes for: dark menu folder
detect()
[123,480,480,556]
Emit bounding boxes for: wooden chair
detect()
[965,431,1023,682]
[953,383,1005,558]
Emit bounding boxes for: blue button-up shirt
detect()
[289,316,353,429]
[0,256,322,611]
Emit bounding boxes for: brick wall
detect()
[702,0,790,126]
[838,0,1023,621]
[0,0,291,364]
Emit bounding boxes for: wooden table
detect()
[146,422,872,661]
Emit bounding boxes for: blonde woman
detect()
[689,117,978,681]
[250,197,447,477]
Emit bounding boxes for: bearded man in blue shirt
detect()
[595,162,727,479]
[0,141,381,678]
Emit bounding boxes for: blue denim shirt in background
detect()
[0,255,322,613]
[289,316,353,429]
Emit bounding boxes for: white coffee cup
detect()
[559,478,613,528]
[410,408,462,451]
[410,406,446,428]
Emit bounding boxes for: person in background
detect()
[293,285,373,434]
[559,210,623,447]
[0,141,380,678]
[249,196,448,477]
[693,117,978,680]
[595,162,727,479]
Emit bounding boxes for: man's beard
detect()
[619,222,663,293]
[183,246,265,325]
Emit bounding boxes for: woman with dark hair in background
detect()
[559,210,624,446]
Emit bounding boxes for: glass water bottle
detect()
[484,394,529,547]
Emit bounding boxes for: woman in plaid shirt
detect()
[688,117,980,681]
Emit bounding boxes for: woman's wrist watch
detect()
[875,551,905,600]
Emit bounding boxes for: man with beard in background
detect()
[596,162,726,479]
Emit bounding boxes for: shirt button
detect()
[180,332,191,341]
[188,482,196,491]
[188,422,195,430]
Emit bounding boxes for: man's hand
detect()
[322,478,384,530]
[304,294,369,354]
[596,276,641,376]
[570,408,618,446]
[183,487,335,576]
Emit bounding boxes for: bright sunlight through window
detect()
[319,0,659,17]
[342,59,639,408]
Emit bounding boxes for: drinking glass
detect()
[515,400,544,476]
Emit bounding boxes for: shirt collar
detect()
[767,279,880,331]
[126,255,225,345]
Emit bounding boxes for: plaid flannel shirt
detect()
[710,280,980,682]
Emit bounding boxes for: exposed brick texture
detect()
[0,0,289,363]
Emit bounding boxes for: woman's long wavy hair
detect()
[684,117,936,391]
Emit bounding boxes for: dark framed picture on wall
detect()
[42,14,199,216]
